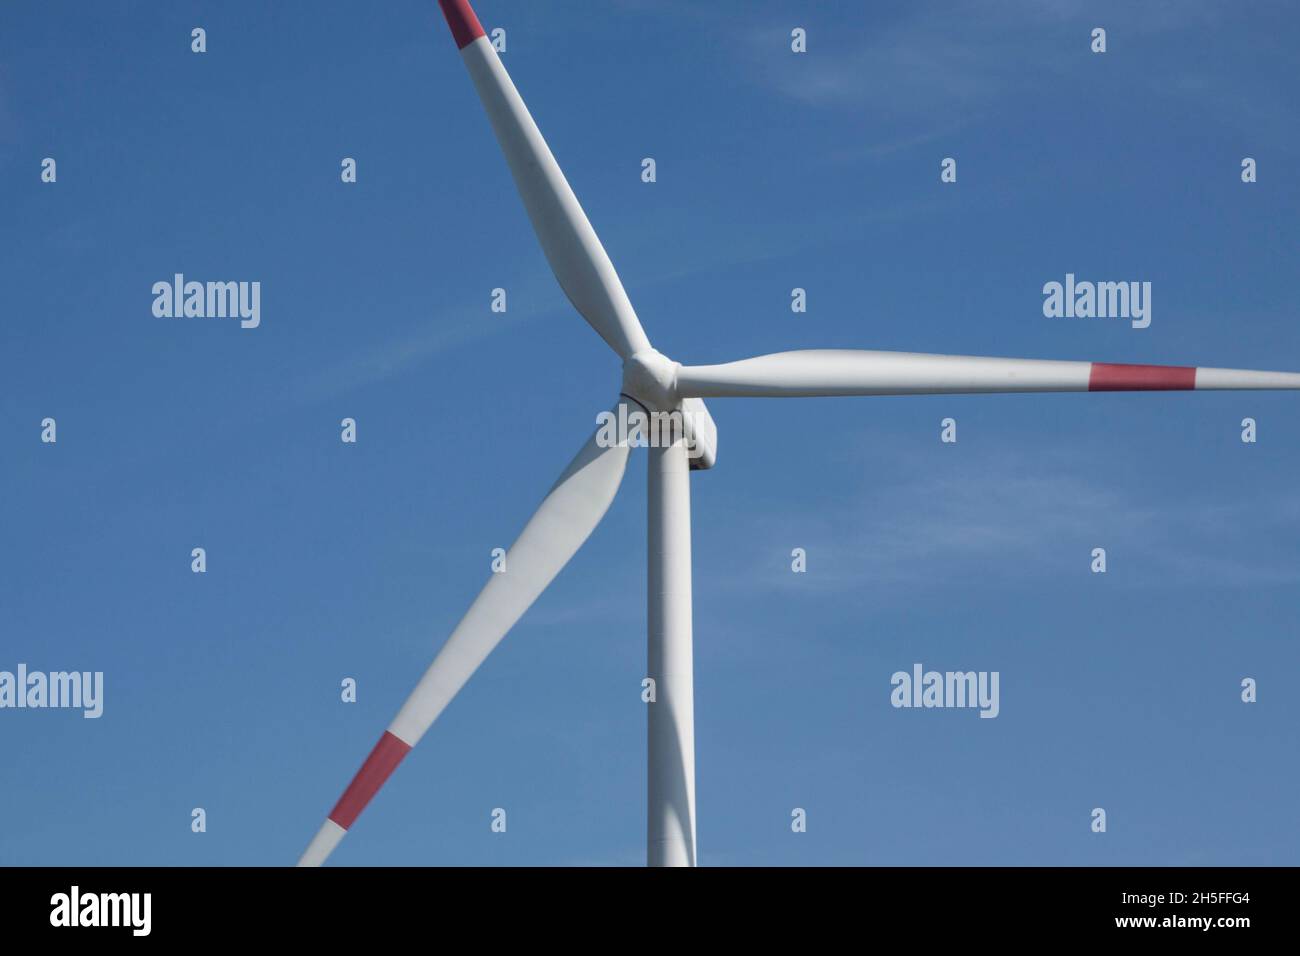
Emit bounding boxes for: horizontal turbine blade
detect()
[298,408,632,866]
[675,350,1300,398]
[437,0,652,360]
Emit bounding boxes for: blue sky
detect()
[2,0,1298,865]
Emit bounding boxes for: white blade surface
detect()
[299,409,631,866]
[439,0,652,360]
[675,350,1300,398]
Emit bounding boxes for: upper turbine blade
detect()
[675,350,1300,398]
[436,0,652,360]
[298,408,631,866]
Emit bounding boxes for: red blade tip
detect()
[438,0,486,50]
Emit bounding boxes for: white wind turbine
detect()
[299,0,1300,867]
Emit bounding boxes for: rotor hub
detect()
[621,348,680,411]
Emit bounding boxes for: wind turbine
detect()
[299,0,1300,867]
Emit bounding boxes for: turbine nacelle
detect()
[680,397,718,471]
[622,349,718,471]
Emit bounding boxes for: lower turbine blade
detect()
[675,350,1300,397]
[298,408,631,866]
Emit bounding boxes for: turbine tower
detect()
[299,0,1300,867]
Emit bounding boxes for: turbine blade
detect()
[298,406,632,866]
[675,350,1300,398]
[436,0,652,360]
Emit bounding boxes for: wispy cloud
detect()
[291,272,562,403]
[731,2,1074,114]
[720,0,1256,151]
[708,439,1300,599]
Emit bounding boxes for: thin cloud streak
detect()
[707,443,1300,599]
